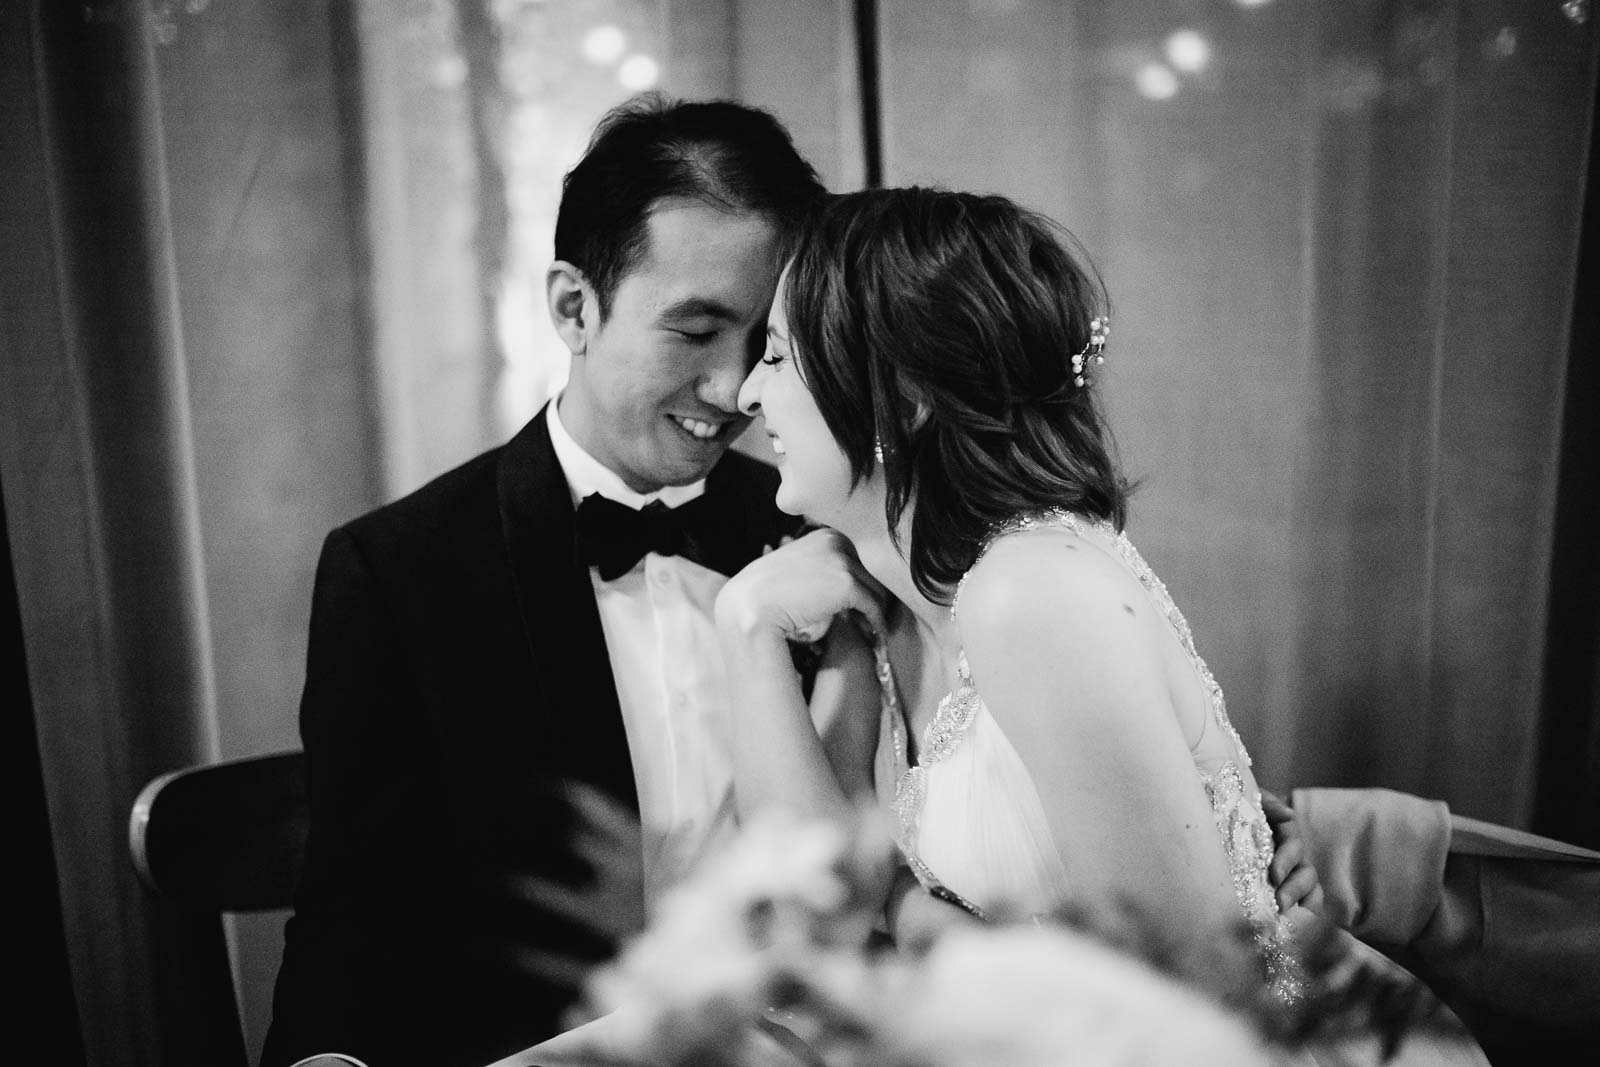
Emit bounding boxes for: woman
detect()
[714,188,1487,1062]
[718,187,1282,948]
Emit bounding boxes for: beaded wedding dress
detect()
[869,510,1489,1066]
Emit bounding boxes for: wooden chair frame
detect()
[129,750,308,1067]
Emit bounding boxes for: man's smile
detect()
[671,414,735,440]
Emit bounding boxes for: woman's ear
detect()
[546,261,594,356]
[909,397,934,433]
[895,376,934,432]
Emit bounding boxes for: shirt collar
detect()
[547,394,707,511]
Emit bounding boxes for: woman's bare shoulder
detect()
[956,524,1138,639]
[956,525,1187,757]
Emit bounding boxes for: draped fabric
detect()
[2,5,217,1063]
[1,4,1595,1067]
[878,0,1598,831]
[1,2,379,1063]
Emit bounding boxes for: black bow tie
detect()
[574,493,719,580]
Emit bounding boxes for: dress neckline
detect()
[875,642,979,773]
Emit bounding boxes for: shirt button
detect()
[656,568,673,586]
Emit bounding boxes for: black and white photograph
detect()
[3,2,1597,1066]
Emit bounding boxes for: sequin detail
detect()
[1203,763,1304,1002]
[898,509,1302,1003]
[876,641,987,919]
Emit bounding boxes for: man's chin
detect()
[649,441,731,488]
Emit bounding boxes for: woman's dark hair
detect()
[556,93,824,318]
[784,187,1130,604]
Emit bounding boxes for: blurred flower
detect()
[885,925,1273,1067]
[581,808,894,1063]
[574,808,1300,1066]
[563,805,1440,1067]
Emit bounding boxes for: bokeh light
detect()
[1135,62,1180,101]
[617,54,660,91]
[1486,26,1517,60]
[1165,30,1211,73]
[581,25,626,65]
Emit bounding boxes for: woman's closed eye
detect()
[760,332,790,367]
[673,328,717,344]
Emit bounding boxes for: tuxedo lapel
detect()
[496,406,638,811]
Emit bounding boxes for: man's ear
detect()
[546,261,595,357]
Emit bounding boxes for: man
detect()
[262,95,823,1067]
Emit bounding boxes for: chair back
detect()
[1292,786,1600,1057]
[129,750,309,1067]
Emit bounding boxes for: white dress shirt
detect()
[547,397,740,907]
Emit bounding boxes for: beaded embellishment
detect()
[882,508,1302,1002]
[876,642,988,919]
[1203,762,1303,1002]
[1071,315,1109,387]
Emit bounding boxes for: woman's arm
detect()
[957,535,1239,934]
[716,529,888,822]
[807,618,883,800]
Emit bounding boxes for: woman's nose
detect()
[736,363,766,417]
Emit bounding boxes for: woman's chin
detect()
[772,484,806,517]
[775,470,860,525]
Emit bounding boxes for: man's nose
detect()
[699,350,750,414]
[704,329,767,413]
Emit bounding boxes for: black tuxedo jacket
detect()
[261,407,798,1067]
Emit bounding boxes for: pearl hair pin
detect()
[1072,316,1109,387]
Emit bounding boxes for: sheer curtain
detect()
[3,1,380,1063]
[878,0,1598,827]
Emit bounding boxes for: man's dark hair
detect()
[784,187,1131,604]
[555,93,824,318]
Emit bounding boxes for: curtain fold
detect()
[2,2,218,1063]
[876,0,1598,829]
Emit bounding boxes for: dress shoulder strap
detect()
[950,508,1091,625]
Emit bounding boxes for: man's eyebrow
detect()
[658,297,743,323]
